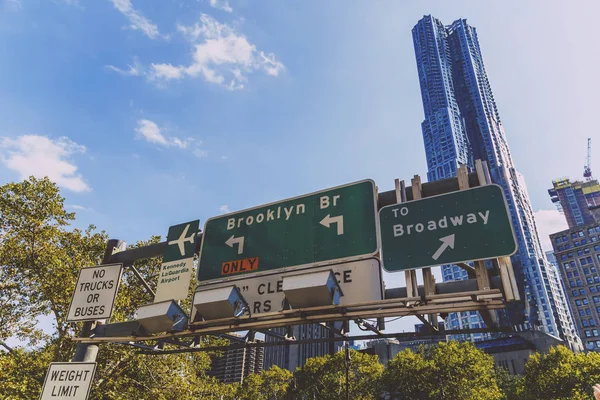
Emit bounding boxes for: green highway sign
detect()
[379,184,517,271]
[198,180,379,282]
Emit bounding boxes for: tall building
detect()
[207,335,264,384]
[412,15,572,341]
[263,324,341,371]
[551,223,600,351]
[548,178,600,228]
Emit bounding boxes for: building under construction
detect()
[548,178,600,229]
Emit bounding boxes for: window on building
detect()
[562,255,568,261]
[592,267,598,273]
[573,290,580,296]
[592,237,598,242]
[594,296,599,303]
[568,253,574,258]
[577,299,582,306]
[583,239,589,245]
[584,298,590,305]
[588,277,594,284]
[582,258,588,265]
[595,276,600,284]
[571,281,576,288]
[590,228,596,235]
[574,270,580,277]
[592,287,597,293]
[594,329,599,337]
[581,289,587,295]
[563,235,569,241]
[579,309,585,317]
[559,245,564,251]
[577,279,583,286]
[584,268,590,275]
[587,308,592,315]
[586,330,592,337]
[596,246,600,251]
[587,341,595,350]
[591,319,597,326]
[584,319,589,327]
[576,243,581,248]
[557,237,563,243]
[596,227,600,233]
[580,231,585,237]
[573,233,580,239]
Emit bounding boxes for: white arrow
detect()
[225,235,245,255]
[319,214,344,235]
[432,234,455,261]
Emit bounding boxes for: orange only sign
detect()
[221,257,259,276]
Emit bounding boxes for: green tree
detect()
[382,348,436,399]
[290,349,384,399]
[495,367,523,400]
[383,341,502,400]
[520,345,600,400]
[0,177,229,399]
[237,366,292,400]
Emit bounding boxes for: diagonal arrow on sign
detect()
[225,235,245,255]
[320,214,344,235]
[432,234,455,261]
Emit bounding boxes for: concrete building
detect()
[551,222,600,351]
[549,178,600,228]
[475,329,563,375]
[263,324,342,371]
[412,15,573,342]
[207,335,264,384]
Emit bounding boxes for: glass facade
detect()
[412,15,574,342]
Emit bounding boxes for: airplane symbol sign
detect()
[168,223,196,257]
[154,219,200,303]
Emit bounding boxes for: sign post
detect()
[39,362,96,400]
[197,180,379,282]
[379,184,516,271]
[154,220,199,302]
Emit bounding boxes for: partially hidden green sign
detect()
[379,184,517,271]
[198,180,379,282]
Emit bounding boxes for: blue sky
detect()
[1,0,599,336]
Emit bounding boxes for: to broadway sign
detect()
[67,264,123,322]
[379,185,517,271]
[198,180,379,282]
[39,362,96,400]
[154,220,200,302]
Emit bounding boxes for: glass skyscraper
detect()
[412,15,576,343]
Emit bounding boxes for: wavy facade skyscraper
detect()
[412,15,578,344]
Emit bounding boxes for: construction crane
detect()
[584,138,593,180]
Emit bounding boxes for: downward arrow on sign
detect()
[432,234,455,261]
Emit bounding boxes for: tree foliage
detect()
[236,366,292,400]
[383,341,502,400]
[290,349,384,399]
[520,345,600,400]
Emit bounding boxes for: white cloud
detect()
[68,204,90,211]
[534,209,568,251]
[147,14,284,89]
[110,0,160,39]
[106,58,143,76]
[0,135,90,193]
[219,204,231,213]
[134,119,206,155]
[209,0,232,13]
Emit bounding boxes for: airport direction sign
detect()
[198,180,379,282]
[67,264,123,322]
[39,362,96,400]
[379,184,517,271]
[154,220,200,302]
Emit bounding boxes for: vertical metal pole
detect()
[345,340,350,400]
[72,239,124,362]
